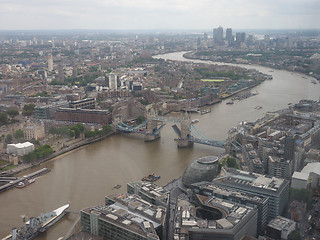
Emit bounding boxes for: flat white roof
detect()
[8,142,34,148]
[292,172,309,181]
[301,162,320,176]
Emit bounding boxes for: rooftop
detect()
[7,142,34,148]
[301,162,320,176]
[292,172,309,181]
[83,193,166,239]
[128,181,169,204]
[192,181,268,204]
[267,216,296,231]
[216,167,288,194]
[173,194,257,239]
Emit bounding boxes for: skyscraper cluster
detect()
[213,26,246,47]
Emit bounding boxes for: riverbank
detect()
[183,51,319,81]
[7,131,114,177]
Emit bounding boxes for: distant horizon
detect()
[1,0,319,31]
[0,28,320,34]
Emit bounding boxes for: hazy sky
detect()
[0,0,319,30]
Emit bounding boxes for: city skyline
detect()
[0,0,319,30]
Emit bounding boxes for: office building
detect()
[213,168,290,221]
[127,182,169,207]
[191,181,268,234]
[69,98,96,109]
[109,73,118,90]
[57,62,64,82]
[81,193,166,240]
[55,108,112,124]
[268,156,293,180]
[213,26,223,45]
[172,194,257,240]
[291,162,320,189]
[266,216,296,240]
[284,134,295,160]
[34,101,69,119]
[47,54,53,72]
[226,28,233,46]
[182,156,219,187]
[217,26,223,44]
[236,32,246,47]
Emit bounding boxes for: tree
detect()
[5,134,12,144]
[288,230,301,240]
[0,112,8,125]
[290,188,313,209]
[22,144,54,163]
[137,116,145,124]
[75,123,85,133]
[22,104,35,116]
[70,123,84,138]
[6,108,19,118]
[14,129,24,139]
[102,124,111,133]
[226,157,238,169]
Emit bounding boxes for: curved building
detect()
[182,156,219,187]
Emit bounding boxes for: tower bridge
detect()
[114,114,226,149]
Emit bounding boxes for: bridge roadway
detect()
[116,117,226,149]
[151,116,182,123]
[188,136,226,148]
[115,122,166,135]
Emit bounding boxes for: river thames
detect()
[0,52,319,239]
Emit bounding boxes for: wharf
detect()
[0,168,50,193]
[181,108,200,113]
[219,82,260,99]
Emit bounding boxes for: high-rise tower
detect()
[48,54,53,72]
[226,28,233,46]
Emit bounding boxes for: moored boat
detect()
[2,204,69,240]
[16,179,35,188]
[142,173,160,182]
[191,119,199,124]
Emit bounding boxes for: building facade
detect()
[7,142,34,156]
[213,168,290,221]
[23,121,45,140]
[55,108,112,124]
[81,193,166,240]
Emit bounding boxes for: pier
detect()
[0,168,50,193]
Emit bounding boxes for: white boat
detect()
[2,204,69,240]
[191,119,199,124]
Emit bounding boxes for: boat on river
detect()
[2,204,69,240]
[200,109,211,115]
[191,119,199,124]
[16,179,35,188]
[142,173,160,182]
[113,184,121,189]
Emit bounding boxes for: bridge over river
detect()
[114,115,226,149]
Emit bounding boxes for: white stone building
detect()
[7,142,34,156]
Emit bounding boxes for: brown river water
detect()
[0,52,319,239]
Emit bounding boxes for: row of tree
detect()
[22,144,54,163]
[0,104,36,126]
[84,124,111,138]
[49,123,85,138]
[218,156,239,173]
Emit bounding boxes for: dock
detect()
[0,168,50,193]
